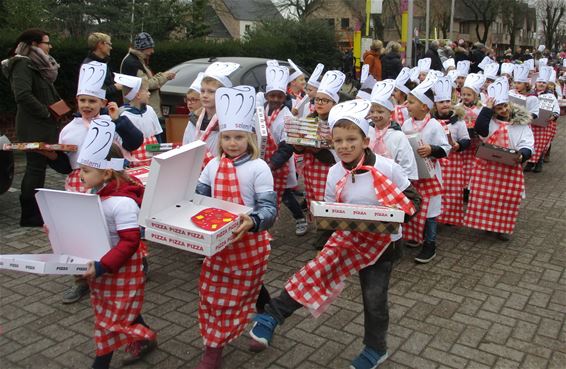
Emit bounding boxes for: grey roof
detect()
[221,0,283,21]
[205,5,232,38]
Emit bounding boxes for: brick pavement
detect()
[1,123,565,369]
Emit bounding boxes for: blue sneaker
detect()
[349,347,388,369]
[249,313,277,352]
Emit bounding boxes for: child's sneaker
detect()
[122,339,158,365]
[248,313,277,352]
[194,346,223,369]
[349,347,388,369]
[295,218,308,236]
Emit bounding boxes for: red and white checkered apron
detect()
[393,105,407,126]
[195,110,219,169]
[402,178,442,243]
[528,123,556,163]
[302,151,332,213]
[264,108,290,208]
[461,107,480,185]
[129,136,158,167]
[89,249,155,356]
[199,155,270,347]
[285,155,415,315]
[65,169,88,193]
[463,121,524,234]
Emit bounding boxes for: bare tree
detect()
[461,0,499,44]
[538,0,566,51]
[272,0,326,19]
[500,0,528,52]
[431,0,451,39]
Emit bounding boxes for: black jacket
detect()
[425,48,443,71]
[470,49,486,74]
[381,52,403,80]
[82,52,119,102]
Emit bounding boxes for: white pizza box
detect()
[144,227,237,257]
[255,106,268,158]
[294,94,310,112]
[532,95,555,127]
[126,166,151,186]
[405,132,437,179]
[0,189,111,275]
[139,140,252,256]
[310,201,405,223]
[509,92,527,107]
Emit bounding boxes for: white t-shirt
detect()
[100,196,140,247]
[199,157,274,207]
[325,155,411,241]
[182,114,219,156]
[448,119,470,142]
[120,105,163,138]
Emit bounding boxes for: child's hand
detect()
[486,97,495,109]
[291,107,299,116]
[417,144,432,157]
[35,149,57,160]
[165,71,176,80]
[107,102,120,120]
[232,214,254,242]
[83,261,96,280]
[451,142,460,151]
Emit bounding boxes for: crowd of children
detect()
[12,42,565,369]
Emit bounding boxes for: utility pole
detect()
[407,0,414,66]
[425,0,430,50]
[130,0,136,43]
[449,0,455,40]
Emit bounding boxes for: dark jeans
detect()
[20,152,48,223]
[424,217,438,243]
[282,188,304,220]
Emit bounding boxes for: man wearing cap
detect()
[120,32,176,119]
[82,32,122,103]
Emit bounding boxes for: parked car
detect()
[0,133,14,195]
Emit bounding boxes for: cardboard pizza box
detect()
[139,140,252,257]
[475,142,520,166]
[255,106,268,159]
[405,133,437,179]
[509,92,527,107]
[0,189,111,275]
[532,95,555,127]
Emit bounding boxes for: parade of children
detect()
[2,28,566,369]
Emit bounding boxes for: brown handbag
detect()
[48,99,71,119]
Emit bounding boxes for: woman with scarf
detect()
[2,29,62,227]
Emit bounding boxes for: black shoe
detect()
[415,242,436,264]
[524,163,534,172]
[497,233,511,241]
[533,161,543,173]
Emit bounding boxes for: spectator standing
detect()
[470,42,487,73]
[2,29,62,227]
[381,41,403,80]
[454,40,470,64]
[425,40,444,71]
[82,32,122,103]
[363,40,383,81]
[120,32,175,120]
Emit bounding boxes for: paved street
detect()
[1,122,565,369]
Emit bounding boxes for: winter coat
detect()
[454,47,469,64]
[363,50,382,81]
[381,52,403,80]
[82,52,120,103]
[425,48,444,71]
[470,49,486,74]
[120,48,169,118]
[2,56,60,142]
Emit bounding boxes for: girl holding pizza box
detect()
[193,85,277,369]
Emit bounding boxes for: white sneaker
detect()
[295,218,308,236]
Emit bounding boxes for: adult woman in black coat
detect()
[381,41,403,80]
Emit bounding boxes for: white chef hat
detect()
[538,58,548,70]
[328,99,372,136]
[410,66,420,83]
[114,73,142,100]
[265,65,290,94]
[501,62,515,76]
[442,58,455,71]
[77,61,107,99]
[537,45,546,53]
[483,63,500,80]
[370,79,396,111]
[77,117,124,171]
[463,73,486,95]
[410,78,435,109]
[478,56,494,71]
[513,64,530,83]
[536,66,553,83]
[307,63,324,88]
[524,59,535,71]
[447,70,459,88]
[487,77,510,106]
[456,60,470,77]
[317,70,345,103]
[188,72,204,94]
[266,60,279,67]
[395,67,412,94]
[433,76,452,102]
[204,62,240,88]
[287,58,304,83]
[549,68,557,84]
[418,58,431,73]
[216,85,256,133]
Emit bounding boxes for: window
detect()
[241,66,266,91]
[245,24,251,32]
[326,18,335,28]
[341,18,350,29]
[459,22,470,34]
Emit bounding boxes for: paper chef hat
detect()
[447,70,459,87]
[266,60,279,67]
[463,73,486,94]
[443,58,456,71]
[514,64,530,83]
[317,70,346,103]
[287,58,304,83]
[536,66,553,83]
[483,63,500,80]
[418,58,432,73]
[216,85,256,132]
[487,77,510,106]
[549,68,557,84]
[478,56,494,71]
[189,72,205,93]
[266,65,290,94]
[524,59,535,71]
[410,78,435,109]
[307,63,324,88]
[538,45,546,53]
[328,99,372,136]
[433,77,453,102]
[77,61,107,99]
[456,60,470,77]
[204,62,240,88]
[77,117,124,171]
[501,62,515,76]
[395,67,412,94]
[538,58,548,69]
[360,65,377,91]
[409,66,420,83]
[370,79,396,111]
